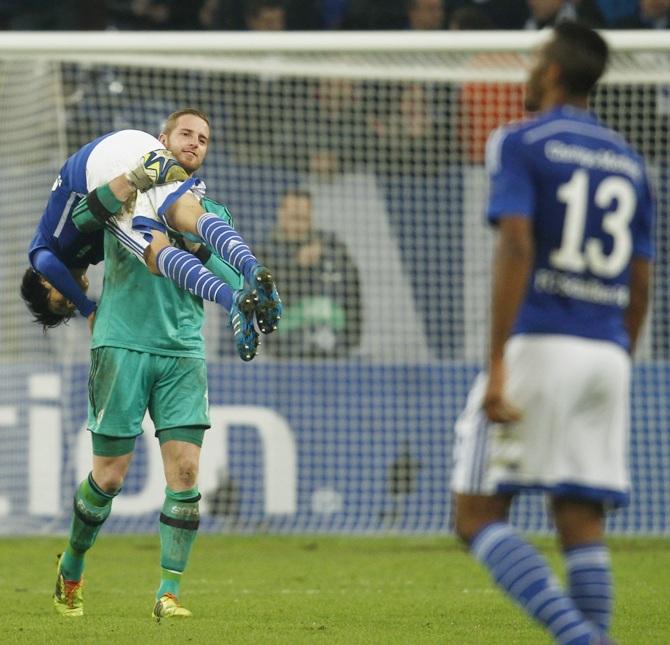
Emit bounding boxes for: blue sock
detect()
[565,544,613,633]
[471,523,601,645]
[195,213,258,282]
[156,246,233,310]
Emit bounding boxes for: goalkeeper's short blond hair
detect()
[161,108,210,136]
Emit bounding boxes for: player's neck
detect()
[541,93,589,113]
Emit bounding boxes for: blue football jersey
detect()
[486,106,654,351]
[27,132,116,270]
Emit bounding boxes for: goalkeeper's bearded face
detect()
[159,114,210,174]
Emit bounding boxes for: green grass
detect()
[2,535,668,644]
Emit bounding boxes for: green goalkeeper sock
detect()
[158,567,183,599]
[61,473,117,581]
[157,486,200,599]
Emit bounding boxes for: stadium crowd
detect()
[0,0,667,32]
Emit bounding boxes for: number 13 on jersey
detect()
[550,169,636,279]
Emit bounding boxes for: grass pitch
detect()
[2,535,668,644]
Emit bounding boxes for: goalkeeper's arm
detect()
[71,177,130,233]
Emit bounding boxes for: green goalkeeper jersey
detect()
[91,195,240,357]
[91,232,205,358]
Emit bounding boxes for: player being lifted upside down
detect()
[451,24,653,645]
[21,108,282,361]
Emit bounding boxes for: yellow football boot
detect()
[152,593,192,622]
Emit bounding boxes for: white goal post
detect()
[1,30,669,81]
[0,31,668,535]
[2,29,670,50]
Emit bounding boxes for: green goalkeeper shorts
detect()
[87,346,210,440]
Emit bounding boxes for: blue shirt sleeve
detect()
[485,127,536,224]
[32,249,96,317]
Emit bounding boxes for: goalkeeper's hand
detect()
[126,149,189,192]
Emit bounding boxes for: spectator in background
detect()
[594,0,638,24]
[197,0,222,28]
[283,0,324,29]
[448,4,495,29]
[369,82,450,175]
[320,0,349,28]
[214,0,323,29]
[109,0,214,30]
[257,189,362,358]
[245,0,286,29]
[524,0,603,29]
[341,0,406,29]
[446,0,528,29]
[110,0,173,29]
[285,77,371,175]
[1,0,107,29]
[525,0,572,28]
[406,0,446,29]
[573,0,606,24]
[612,0,669,28]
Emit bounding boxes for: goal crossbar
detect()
[0,31,668,84]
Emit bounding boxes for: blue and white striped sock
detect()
[471,523,601,645]
[196,214,258,282]
[156,246,234,310]
[565,543,613,633]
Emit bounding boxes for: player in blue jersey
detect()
[21,147,189,328]
[21,112,280,360]
[451,23,653,645]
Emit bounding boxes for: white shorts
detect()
[85,130,195,263]
[451,334,631,507]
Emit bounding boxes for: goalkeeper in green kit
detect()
[52,109,280,620]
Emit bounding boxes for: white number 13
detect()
[550,169,636,278]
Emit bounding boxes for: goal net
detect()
[1,31,668,534]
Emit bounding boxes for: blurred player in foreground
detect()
[50,109,276,620]
[451,23,654,645]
